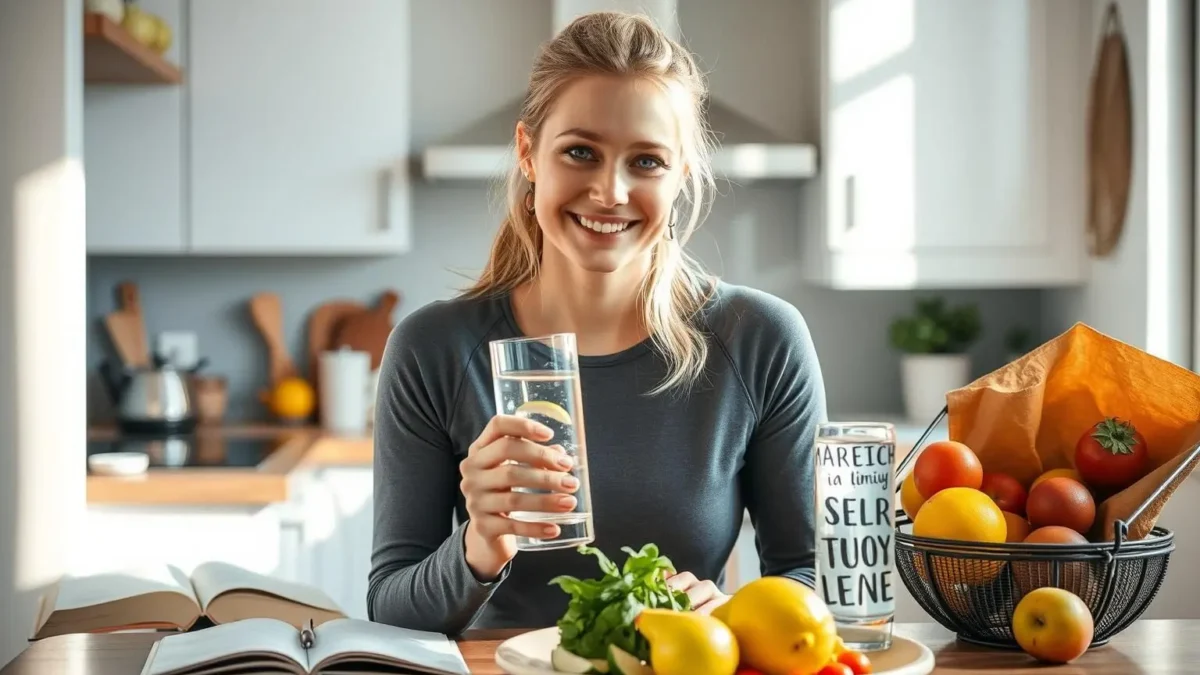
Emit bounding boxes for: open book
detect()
[140,617,470,675]
[33,561,344,639]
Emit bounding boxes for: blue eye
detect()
[565,146,595,161]
[635,156,666,171]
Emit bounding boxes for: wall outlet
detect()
[157,331,199,369]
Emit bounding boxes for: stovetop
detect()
[86,434,287,469]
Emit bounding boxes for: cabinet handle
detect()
[381,163,408,233]
[845,174,856,232]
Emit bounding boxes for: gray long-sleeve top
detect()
[367,280,827,634]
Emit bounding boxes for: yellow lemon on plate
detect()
[515,400,572,425]
[634,608,738,675]
[718,576,837,675]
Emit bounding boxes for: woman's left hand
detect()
[665,571,730,614]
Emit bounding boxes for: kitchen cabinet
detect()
[84,0,187,254]
[289,465,374,620]
[801,0,1088,289]
[185,0,411,255]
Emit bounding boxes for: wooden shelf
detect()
[84,12,182,84]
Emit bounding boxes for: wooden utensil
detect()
[248,292,298,387]
[307,299,366,403]
[104,281,149,367]
[331,290,400,371]
[1085,2,1133,258]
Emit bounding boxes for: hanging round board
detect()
[1085,2,1133,258]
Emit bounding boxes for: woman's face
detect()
[518,75,687,276]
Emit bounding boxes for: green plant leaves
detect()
[889,296,981,354]
[548,543,691,661]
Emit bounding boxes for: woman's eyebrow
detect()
[556,127,671,153]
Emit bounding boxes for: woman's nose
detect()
[590,166,629,207]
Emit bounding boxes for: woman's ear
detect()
[515,121,536,182]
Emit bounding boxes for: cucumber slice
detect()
[551,646,601,674]
[606,645,654,675]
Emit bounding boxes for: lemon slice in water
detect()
[515,400,573,426]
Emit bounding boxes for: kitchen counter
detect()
[85,424,373,506]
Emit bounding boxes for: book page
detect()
[308,618,469,675]
[141,617,307,675]
[53,564,196,611]
[191,562,341,615]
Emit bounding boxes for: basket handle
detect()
[892,405,947,493]
[1112,436,1200,549]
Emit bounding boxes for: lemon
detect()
[267,376,315,420]
[634,608,739,675]
[719,577,837,675]
[515,400,572,425]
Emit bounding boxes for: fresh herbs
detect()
[548,543,691,661]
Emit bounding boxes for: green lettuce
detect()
[547,543,691,661]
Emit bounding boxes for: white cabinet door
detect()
[805,0,1085,289]
[186,1,411,255]
[84,0,186,254]
[295,467,374,620]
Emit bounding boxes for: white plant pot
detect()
[900,353,971,422]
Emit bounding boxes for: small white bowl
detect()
[88,452,150,476]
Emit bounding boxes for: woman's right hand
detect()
[460,414,579,581]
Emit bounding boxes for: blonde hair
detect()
[461,10,719,395]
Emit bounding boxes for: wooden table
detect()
[0,620,1189,674]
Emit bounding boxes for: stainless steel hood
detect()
[420,0,817,181]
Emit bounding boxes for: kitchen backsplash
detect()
[86,178,1045,424]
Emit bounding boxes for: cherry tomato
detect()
[1074,417,1149,490]
[815,664,853,675]
[837,650,873,674]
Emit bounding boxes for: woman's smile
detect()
[567,212,640,237]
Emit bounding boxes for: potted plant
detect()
[889,297,982,422]
[1005,325,1032,363]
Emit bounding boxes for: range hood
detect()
[420,0,817,181]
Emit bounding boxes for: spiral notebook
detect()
[139,617,471,675]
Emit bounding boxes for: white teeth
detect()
[576,215,630,234]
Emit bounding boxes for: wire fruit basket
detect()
[892,407,1196,649]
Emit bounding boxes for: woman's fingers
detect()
[474,460,579,493]
[468,414,553,458]
[472,513,560,541]
[666,572,725,611]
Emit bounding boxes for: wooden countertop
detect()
[2,620,1193,674]
[86,424,373,506]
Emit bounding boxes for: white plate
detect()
[495,626,935,675]
[87,451,149,476]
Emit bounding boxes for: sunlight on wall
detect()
[830,0,914,84]
[11,157,87,648]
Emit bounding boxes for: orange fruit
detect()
[913,441,983,497]
[900,473,926,522]
[1024,526,1089,545]
[1032,468,1083,490]
[913,487,1007,543]
[1013,527,1099,600]
[1026,478,1096,535]
[1003,511,1032,542]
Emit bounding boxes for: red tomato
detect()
[815,664,854,675]
[837,650,873,674]
[980,472,1028,516]
[913,440,983,497]
[1074,417,1149,490]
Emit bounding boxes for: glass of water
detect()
[814,421,897,652]
[488,333,594,551]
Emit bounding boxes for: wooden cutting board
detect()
[104,281,149,368]
[1086,2,1133,258]
[331,290,401,371]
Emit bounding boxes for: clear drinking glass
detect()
[814,421,898,652]
[489,333,594,551]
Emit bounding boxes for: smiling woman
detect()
[368,10,828,636]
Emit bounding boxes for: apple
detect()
[981,472,1028,515]
[1012,587,1094,663]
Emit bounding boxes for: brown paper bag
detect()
[943,323,1200,542]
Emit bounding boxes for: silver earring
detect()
[525,183,535,213]
[666,211,676,240]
